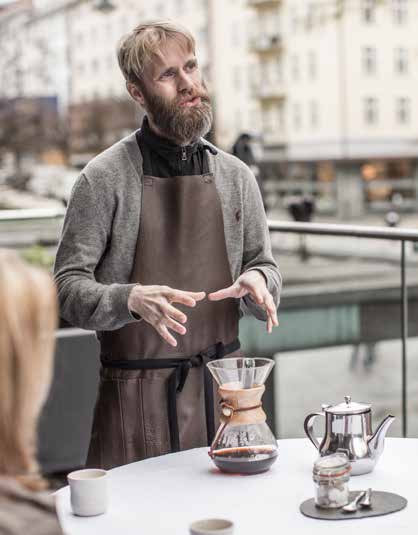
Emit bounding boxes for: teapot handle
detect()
[303,412,324,450]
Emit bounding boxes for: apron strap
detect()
[101,338,240,453]
[167,339,240,452]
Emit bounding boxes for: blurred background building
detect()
[248,0,418,217]
[1,0,418,215]
[1,0,258,165]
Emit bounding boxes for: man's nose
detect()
[177,70,194,92]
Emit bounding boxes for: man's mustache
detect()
[178,90,211,105]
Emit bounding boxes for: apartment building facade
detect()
[0,0,32,99]
[248,0,418,214]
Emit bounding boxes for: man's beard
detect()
[141,82,213,145]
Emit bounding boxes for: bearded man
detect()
[54,21,282,470]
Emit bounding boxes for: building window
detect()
[233,65,241,90]
[396,97,410,124]
[310,100,319,128]
[293,102,301,130]
[392,0,408,24]
[308,51,316,79]
[364,97,378,125]
[231,25,239,47]
[260,61,268,84]
[262,109,275,134]
[305,3,315,29]
[363,47,377,75]
[362,0,376,23]
[275,59,283,82]
[277,105,284,131]
[291,8,298,31]
[292,55,299,81]
[394,48,408,74]
[235,109,242,132]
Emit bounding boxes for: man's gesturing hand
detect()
[128,285,205,347]
[208,271,279,333]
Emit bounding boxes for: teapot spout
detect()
[368,415,395,460]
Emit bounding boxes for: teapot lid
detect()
[325,395,371,415]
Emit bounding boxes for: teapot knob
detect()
[344,395,351,405]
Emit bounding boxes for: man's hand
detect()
[208,271,279,333]
[128,285,206,347]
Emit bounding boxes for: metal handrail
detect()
[0,208,66,222]
[268,219,418,438]
[268,220,418,241]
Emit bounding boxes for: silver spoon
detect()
[342,491,367,513]
[359,488,372,508]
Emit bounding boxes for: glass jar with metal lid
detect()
[313,453,351,508]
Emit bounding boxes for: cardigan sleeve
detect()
[54,173,140,330]
[240,166,282,321]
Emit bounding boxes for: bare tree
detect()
[0,6,62,188]
[70,96,143,155]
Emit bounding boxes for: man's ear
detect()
[127,82,145,107]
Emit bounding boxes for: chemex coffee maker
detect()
[206,357,278,475]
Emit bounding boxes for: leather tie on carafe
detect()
[208,384,265,458]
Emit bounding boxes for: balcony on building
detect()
[262,131,287,149]
[248,0,282,8]
[252,80,285,101]
[250,32,283,54]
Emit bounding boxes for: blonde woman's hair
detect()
[117,20,196,89]
[0,250,57,491]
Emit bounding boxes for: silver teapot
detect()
[304,396,395,475]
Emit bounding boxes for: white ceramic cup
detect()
[67,468,108,517]
[189,518,234,535]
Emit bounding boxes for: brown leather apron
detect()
[86,150,240,469]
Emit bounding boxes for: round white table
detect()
[56,438,414,534]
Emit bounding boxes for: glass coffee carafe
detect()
[207,357,278,474]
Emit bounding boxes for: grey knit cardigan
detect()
[54,132,282,334]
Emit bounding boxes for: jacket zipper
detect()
[181,148,187,161]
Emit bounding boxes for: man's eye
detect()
[186,62,197,71]
[162,70,175,78]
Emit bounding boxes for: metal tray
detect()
[300,491,407,521]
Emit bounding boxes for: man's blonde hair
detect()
[0,250,57,490]
[117,20,196,88]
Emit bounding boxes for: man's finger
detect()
[166,304,187,324]
[168,290,206,307]
[250,289,264,305]
[156,323,177,347]
[208,284,240,301]
[267,316,273,334]
[164,316,187,336]
[265,294,279,326]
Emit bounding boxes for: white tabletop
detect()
[56,438,415,534]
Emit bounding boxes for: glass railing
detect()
[260,220,418,439]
